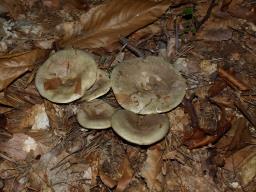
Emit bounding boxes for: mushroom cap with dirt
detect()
[111,56,186,114]
[111,109,169,145]
[77,99,115,129]
[80,69,111,102]
[35,49,97,103]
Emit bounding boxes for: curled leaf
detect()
[60,0,173,49]
[0,49,48,91]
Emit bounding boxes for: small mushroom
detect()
[111,56,186,114]
[35,49,97,103]
[81,69,111,102]
[77,99,115,129]
[111,109,169,145]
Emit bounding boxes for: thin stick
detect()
[196,0,217,31]
[218,67,249,91]
[119,37,145,58]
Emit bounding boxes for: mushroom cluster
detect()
[35,49,186,145]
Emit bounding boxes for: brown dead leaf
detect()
[141,145,163,192]
[5,104,49,133]
[196,15,235,41]
[0,0,24,19]
[224,145,256,185]
[0,49,48,91]
[130,22,162,43]
[59,0,173,49]
[0,113,12,142]
[116,158,134,192]
[208,79,227,97]
[227,0,256,24]
[99,171,117,189]
[227,117,249,153]
[0,133,45,161]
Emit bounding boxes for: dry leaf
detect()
[224,145,256,185]
[196,16,235,41]
[116,158,134,192]
[0,133,45,161]
[0,0,24,19]
[6,104,50,133]
[99,171,117,188]
[141,145,163,192]
[0,49,48,91]
[59,0,173,49]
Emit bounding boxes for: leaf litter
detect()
[0,0,256,191]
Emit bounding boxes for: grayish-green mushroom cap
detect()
[111,109,169,145]
[77,99,115,129]
[81,69,111,102]
[111,56,186,114]
[35,49,97,103]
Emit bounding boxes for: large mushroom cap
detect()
[35,49,97,103]
[81,69,111,102]
[111,109,169,145]
[77,99,115,129]
[111,56,186,114]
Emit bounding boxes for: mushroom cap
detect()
[111,56,186,114]
[111,110,169,145]
[35,49,97,103]
[77,99,115,129]
[81,69,111,102]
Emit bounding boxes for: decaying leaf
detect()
[59,0,173,49]
[224,145,256,186]
[0,133,46,161]
[5,104,50,133]
[116,158,134,192]
[0,49,48,91]
[141,145,163,192]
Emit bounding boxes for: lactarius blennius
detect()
[111,56,186,114]
[77,99,115,129]
[35,49,97,103]
[111,110,169,145]
[81,69,111,102]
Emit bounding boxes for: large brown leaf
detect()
[59,0,173,49]
[0,49,48,91]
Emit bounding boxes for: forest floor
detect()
[0,0,255,191]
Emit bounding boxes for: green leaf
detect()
[183,7,193,16]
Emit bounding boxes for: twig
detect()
[218,67,249,91]
[119,37,145,58]
[196,0,217,31]
[182,95,199,129]
[235,100,256,127]
[175,18,180,52]
[0,153,16,163]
